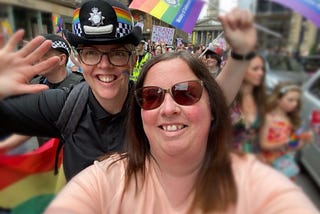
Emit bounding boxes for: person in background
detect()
[45,51,318,213]
[131,39,152,81]
[259,82,313,179]
[153,43,163,56]
[0,2,257,181]
[166,45,175,53]
[31,34,84,88]
[160,42,167,54]
[193,45,202,57]
[0,34,84,154]
[231,55,267,155]
[201,47,222,78]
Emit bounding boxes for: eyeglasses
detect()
[77,47,132,66]
[135,80,203,110]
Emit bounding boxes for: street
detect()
[296,166,320,210]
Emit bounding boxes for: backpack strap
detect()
[56,81,89,138]
[54,81,89,174]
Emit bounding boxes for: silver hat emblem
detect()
[88,7,105,26]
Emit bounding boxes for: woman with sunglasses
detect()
[45,51,317,213]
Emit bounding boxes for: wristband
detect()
[230,51,256,61]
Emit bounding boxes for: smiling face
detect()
[78,44,133,112]
[140,58,211,163]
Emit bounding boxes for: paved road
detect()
[296,167,320,210]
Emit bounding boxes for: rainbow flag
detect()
[0,20,13,36]
[129,0,205,33]
[52,15,63,33]
[0,138,65,213]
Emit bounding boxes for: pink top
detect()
[45,154,318,214]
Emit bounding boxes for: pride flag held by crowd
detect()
[52,15,63,33]
[129,0,205,33]
[0,138,65,213]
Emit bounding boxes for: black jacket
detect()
[0,81,134,180]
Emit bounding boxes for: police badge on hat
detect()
[84,7,112,35]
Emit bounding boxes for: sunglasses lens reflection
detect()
[136,80,203,110]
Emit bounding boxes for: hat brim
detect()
[63,26,142,47]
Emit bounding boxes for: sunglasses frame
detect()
[135,80,204,110]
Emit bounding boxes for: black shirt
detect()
[0,81,133,180]
[31,72,84,89]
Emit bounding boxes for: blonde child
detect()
[259,82,313,179]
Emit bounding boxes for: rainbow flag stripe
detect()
[113,7,133,26]
[72,8,80,25]
[129,0,205,33]
[52,15,63,33]
[0,138,65,212]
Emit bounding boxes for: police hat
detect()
[42,34,70,57]
[64,0,142,47]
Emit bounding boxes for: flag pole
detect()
[206,1,282,38]
[198,31,224,58]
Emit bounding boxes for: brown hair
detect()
[266,82,302,130]
[123,51,237,212]
[235,55,267,125]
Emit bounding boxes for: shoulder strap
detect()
[54,81,89,175]
[56,81,89,139]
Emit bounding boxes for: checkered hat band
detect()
[52,41,70,54]
[73,22,82,37]
[116,23,132,38]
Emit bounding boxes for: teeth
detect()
[162,125,184,131]
[98,75,116,83]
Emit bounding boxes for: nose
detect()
[97,54,113,68]
[160,93,180,115]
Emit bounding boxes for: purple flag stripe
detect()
[182,0,205,33]
[270,0,320,28]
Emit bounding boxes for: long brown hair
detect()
[123,51,237,212]
[235,55,267,125]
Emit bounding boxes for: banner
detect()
[151,25,175,45]
[269,0,320,28]
[129,0,205,33]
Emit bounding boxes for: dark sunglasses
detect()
[135,80,204,110]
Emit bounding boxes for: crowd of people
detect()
[0,0,318,213]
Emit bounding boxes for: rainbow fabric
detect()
[72,8,80,26]
[129,0,205,33]
[270,0,320,28]
[113,7,133,26]
[52,15,63,33]
[0,20,13,36]
[0,138,65,213]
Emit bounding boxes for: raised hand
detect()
[0,30,59,100]
[218,8,257,54]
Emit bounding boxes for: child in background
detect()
[259,82,313,179]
